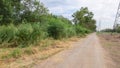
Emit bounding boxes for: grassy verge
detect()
[0,37,81,68]
[98,33,120,68]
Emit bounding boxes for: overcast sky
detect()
[40,0,120,30]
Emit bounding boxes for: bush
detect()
[0,24,17,47]
[75,25,91,36]
[0,23,48,48]
[0,15,92,48]
[65,26,76,38]
[17,23,48,47]
[47,22,66,39]
[30,23,48,44]
[17,23,33,47]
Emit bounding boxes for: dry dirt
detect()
[34,33,108,68]
[98,33,120,68]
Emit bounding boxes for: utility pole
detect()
[113,2,120,30]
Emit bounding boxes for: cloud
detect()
[40,0,120,30]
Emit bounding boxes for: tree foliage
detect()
[72,7,96,31]
[0,0,48,25]
[0,0,13,24]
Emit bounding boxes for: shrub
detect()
[47,22,66,39]
[16,23,48,47]
[17,23,33,47]
[75,25,90,36]
[0,24,17,47]
[30,23,44,44]
[0,23,48,48]
[0,15,92,48]
[65,26,76,38]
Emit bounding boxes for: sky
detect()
[40,0,120,30]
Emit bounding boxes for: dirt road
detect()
[34,33,107,68]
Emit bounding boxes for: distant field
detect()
[98,33,120,68]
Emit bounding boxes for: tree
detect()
[0,0,49,25]
[20,0,49,23]
[0,0,13,25]
[72,7,96,31]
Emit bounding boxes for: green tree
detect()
[72,7,96,31]
[0,0,49,25]
[20,0,49,23]
[0,0,13,25]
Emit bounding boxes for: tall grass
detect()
[0,23,47,48]
[0,24,18,47]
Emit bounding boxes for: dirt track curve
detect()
[34,33,107,68]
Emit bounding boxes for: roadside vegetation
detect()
[0,0,96,67]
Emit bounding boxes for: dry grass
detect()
[98,33,120,68]
[0,37,80,68]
